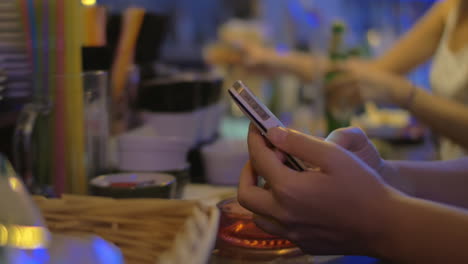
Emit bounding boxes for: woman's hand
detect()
[204,38,281,76]
[238,125,404,256]
[229,40,286,77]
[326,60,414,109]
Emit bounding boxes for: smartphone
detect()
[228,80,307,172]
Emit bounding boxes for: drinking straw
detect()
[32,0,43,94]
[33,0,53,190]
[31,0,45,187]
[15,0,33,72]
[41,0,49,96]
[64,0,86,194]
[53,0,66,196]
[82,4,109,71]
[24,0,53,190]
[110,7,145,102]
[13,0,34,187]
[48,0,57,78]
[83,5,106,46]
[25,0,38,95]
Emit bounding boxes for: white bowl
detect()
[118,150,189,172]
[201,139,249,185]
[140,111,202,146]
[117,126,192,171]
[118,127,192,152]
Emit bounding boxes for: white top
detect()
[430,5,468,160]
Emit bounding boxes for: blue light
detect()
[341,256,380,264]
[92,236,124,264]
[276,44,290,55]
[7,248,50,264]
[287,0,320,28]
[30,249,49,264]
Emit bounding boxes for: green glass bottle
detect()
[324,21,350,134]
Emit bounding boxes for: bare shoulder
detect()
[436,0,459,19]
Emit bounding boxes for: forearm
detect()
[381,158,468,208]
[376,194,468,263]
[268,51,327,82]
[390,80,468,150]
[369,0,447,75]
[407,87,468,150]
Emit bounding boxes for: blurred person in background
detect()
[238,124,468,263]
[211,0,468,160]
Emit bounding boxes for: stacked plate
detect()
[0,1,32,109]
[117,126,192,172]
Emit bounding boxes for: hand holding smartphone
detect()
[228,80,307,172]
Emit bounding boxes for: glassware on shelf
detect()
[13,71,110,197]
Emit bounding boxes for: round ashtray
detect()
[215,198,304,261]
[90,173,176,199]
[119,165,191,199]
[217,198,295,250]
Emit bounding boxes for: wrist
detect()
[272,50,318,81]
[380,160,414,196]
[391,79,418,108]
[261,48,291,74]
[371,193,415,261]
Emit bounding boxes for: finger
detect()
[325,73,357,94]
[326,83,361,111]
[325,73,361,101]
[252,214,289,238]
[237,161,278,217]
[221,36,248,50]
[266,127,344,172]
[350,86,363,106]
[325,127,369,152]
[273,149,286,163]
[248,122,264,137]
[248,123,293,184]
[244,64,276,77]
[326,60,348,73]
[248,123,271,152]
[326,127,383,171]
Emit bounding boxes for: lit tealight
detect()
[82,0,96,6]
[0,224,50,249]
[8,177,21,192]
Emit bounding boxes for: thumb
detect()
[326,127,383,172]
[325,127,369,152]
[252,214,289,238]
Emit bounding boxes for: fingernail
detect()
[325,133,338,143]
[267,127,288,144]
